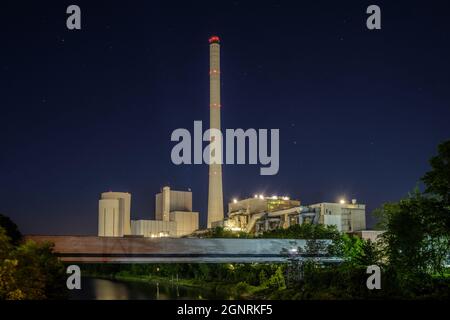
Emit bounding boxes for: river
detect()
[69,277,232,300]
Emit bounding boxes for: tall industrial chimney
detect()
[207,35,224,228]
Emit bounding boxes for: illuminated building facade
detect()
[98,187,198,238]
[222,195,366,235]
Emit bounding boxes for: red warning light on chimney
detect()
[209,36,220,44]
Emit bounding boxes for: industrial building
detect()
[155,187,192,220]
[152,186,199,237]
[222,195,301,233]
[309,200,366,233]
[98,192,131,237]
[98,187,199,238]
[131,220,175,238]
[222,195,366,235]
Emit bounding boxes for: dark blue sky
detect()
[1,1,449,234]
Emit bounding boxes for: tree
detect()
[0,214,22,246]
[374,191,449,275]
[0,227,13,261]
[0,258,25,300]
[200,227,252,238]
[12,241,47,299]
[422,140,450,206]
[334,233,382,267]
[353,239,382,267]
[266,266,285,290]
[0,221,67,300]
[0,227,24,299]
[260,223,341,240]
[368,140,450,297]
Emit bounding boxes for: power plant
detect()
[96,36,368,238]
[207,36,224,228]
[27,35,376,268]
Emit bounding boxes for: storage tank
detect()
[98,192,131,236]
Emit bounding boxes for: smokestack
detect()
[207,35,224,228]
[162,186,170,222]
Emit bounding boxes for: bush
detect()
[0,227,66,300]
[234,281,250,295]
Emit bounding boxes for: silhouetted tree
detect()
[0,214,22,245]
[422,140,450,206]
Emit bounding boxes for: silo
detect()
[98,198,120,236]
[98,191,131,236]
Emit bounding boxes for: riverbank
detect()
[85,271,267,299]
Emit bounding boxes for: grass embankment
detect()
[115,273,271,299]
[85,271,269,299]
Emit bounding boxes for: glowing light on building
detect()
[208,36,220,43]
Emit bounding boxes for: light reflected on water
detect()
[70,277,230,300]
[93,278,148,300]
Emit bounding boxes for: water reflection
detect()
[69,277,230,300]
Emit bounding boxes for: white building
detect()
[98,192,131,237]
[98,187,199,238]
[155,187,193,221]
[154,186,198,237]
[309,199,366,232]
[131,220,176,238]
[131,212,199,238]
[170,211,199,237]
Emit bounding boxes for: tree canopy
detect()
[0,214,22,245]
[0,222,66,300]
[422,140,450,206]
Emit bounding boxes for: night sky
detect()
[1,1,449,235]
